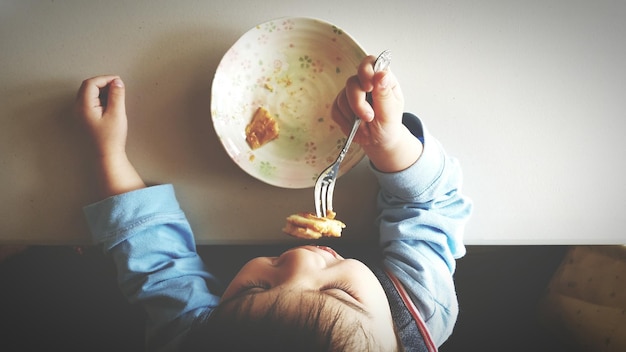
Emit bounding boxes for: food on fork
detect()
[282,210,345,239]
[245,106,279,149]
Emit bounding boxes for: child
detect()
[76,55,472,351]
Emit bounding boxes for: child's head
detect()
[183,245,401,351]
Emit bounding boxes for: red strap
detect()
[385,269,438,352]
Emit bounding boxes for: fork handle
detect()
[335,117,361,165]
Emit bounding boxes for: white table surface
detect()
[1,0,624,245]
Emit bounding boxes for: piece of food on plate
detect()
[282,210,345,239]
[245,106,279,149]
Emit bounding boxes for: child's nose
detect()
[275,248,326,278]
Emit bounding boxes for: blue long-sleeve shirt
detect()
[83,113,472,351]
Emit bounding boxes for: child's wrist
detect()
[366,128,422,173]
[96,150,128,169]
[95,152,146,198]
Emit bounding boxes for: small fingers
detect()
[357,55,377,92]
[333,87,353,118]
[332,86,371,145]
[334,88,350,118]
[105,78,126,117]
[77,75,120,105]
[75,75,123,121]
[346,75,374,122]
[370,69,404,125]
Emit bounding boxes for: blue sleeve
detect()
[371,113,473,346]
[82,184,222,352]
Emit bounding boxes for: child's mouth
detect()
[315,245,342,259]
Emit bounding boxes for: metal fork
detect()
[314,50,392,217]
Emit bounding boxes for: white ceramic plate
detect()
[211,17,367,188]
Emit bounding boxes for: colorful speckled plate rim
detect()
[211,16,367,189]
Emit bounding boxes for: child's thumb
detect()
[372,70,402,116]
[106,78,126,115]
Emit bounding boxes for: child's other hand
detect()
[332,56,422,172]
[74,75,127,159]
[75,75,145,198]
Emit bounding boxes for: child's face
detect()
[221,245,397,348]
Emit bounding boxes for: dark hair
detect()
[182,291,401,352]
